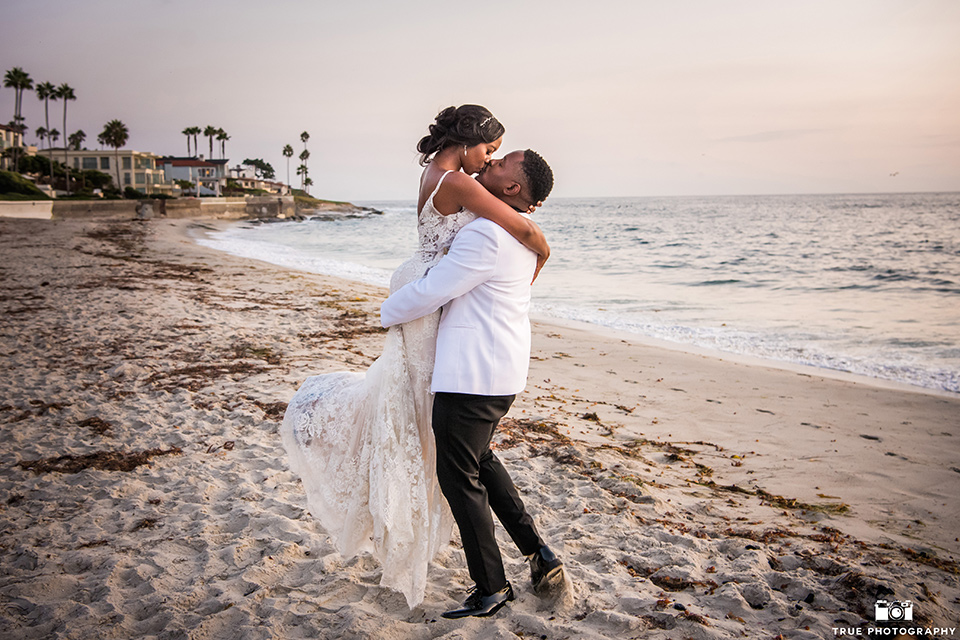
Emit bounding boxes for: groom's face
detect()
[476,151,526,202]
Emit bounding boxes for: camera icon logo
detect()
[875,599,913,622]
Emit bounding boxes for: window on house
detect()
[73,158,80,169]
[124,173,131,185]
[122,157,131,170]
[135,173,145,185]
[100,157,109,170]
[82,157,97,170]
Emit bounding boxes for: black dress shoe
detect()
[441,582,515,619]
[529,545,564,594]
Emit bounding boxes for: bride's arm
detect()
[445,175,550,278]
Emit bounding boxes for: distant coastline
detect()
[292,192,381,217]
[0,191,381,221]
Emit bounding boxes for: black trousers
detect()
[432,392,545,595]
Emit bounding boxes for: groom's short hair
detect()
[520,150,554,205]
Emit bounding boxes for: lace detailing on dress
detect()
[416,170,475,259]
[280,170,474,608]
[390,171,476,292]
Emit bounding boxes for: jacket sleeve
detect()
[381,222,499,328]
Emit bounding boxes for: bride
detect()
[280,105,549,608]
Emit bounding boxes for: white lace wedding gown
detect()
[280,171,473,608]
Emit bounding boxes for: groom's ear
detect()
[503,180,522,198]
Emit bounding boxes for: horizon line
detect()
[352,189,960,203]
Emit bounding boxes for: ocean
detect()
[195,192,960,394]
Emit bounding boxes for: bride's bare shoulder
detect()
[435,170,483,197]
[423,169,482,216]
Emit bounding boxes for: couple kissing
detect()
[281,104,565,619]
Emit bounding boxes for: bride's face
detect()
[462,136,503,175]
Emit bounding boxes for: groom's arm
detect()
[381,222,499,328]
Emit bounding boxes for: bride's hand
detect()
[532,252,548,284]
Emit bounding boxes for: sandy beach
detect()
[1,216,957,639]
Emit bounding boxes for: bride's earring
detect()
[463,145,467,156]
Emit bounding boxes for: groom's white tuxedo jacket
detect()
[380,215,536,396]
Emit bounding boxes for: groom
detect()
[381,149,563,619]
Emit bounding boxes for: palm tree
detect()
[35,127,48,178]
[296,164,307,191]
[70,130,87,191]
[216,129,229,159]
[35,81,57,180]
[189,126,201,157]
[282,144,293,188]
[298,149,310,190]
[182,127,193,156]
[55,83,76,194]
[100,119,129,192]
[4,67,34,172]
[299,132,311,192]
[68,130,85,150]
[48,128,60,153]
[304,176,313,194]
[203,125,217,158]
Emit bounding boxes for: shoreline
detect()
[192,216,957,401]
[1,216,957,639]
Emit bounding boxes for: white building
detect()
[0,124,24,171]
[57,148,169,194]
[227,165,290,195]
[159,157,229,196]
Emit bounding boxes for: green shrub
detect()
[17,154,56,175]
[0,192,47,201]
[79,169,114,190]
[0,170,50,199]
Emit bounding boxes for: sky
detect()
[3,0,959,200]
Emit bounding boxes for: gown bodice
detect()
[415,170,477,257]
[390,170,476,293]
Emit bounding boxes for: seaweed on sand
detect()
[17,447,182,474]
[254,400,288,419]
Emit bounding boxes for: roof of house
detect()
[165,159,217,167]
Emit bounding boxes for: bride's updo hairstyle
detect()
[417,105,505,166]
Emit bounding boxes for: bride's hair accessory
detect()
[417,105,504,166]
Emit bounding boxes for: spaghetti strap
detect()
[432,170,453,195]
[420,170,454,216]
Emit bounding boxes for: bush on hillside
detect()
[17,154,55,176]
[0,170,50,199]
